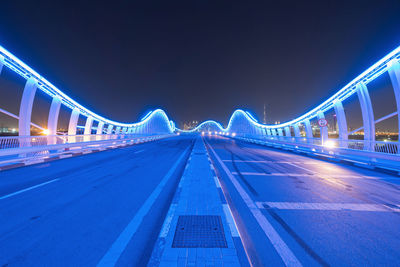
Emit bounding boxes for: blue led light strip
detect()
[0,44,175,131]
[181,44,400,131]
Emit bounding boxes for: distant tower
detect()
[263,103,267,124]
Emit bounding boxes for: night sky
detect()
[1,1,400,128]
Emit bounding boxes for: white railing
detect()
[0,133,174,165]
[0,134,155,149]
[236,134,400,155]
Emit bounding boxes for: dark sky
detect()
[1,0,400,127]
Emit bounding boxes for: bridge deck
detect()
[0,135,400,266]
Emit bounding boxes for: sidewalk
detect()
[149,136,247,266]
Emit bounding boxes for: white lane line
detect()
[231,172,380,179]
[222,204,240,237]
[159,204,178,238]
[257,202,400,212]
[207,144,302,267]
[222,160,319,164]
[214,176,221,188]
[0,178,60,200]
[285,162,317,174]
[97,147,189,267]
[134,149,145,154]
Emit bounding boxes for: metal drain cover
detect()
[172,215,227,248]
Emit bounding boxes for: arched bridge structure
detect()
[1,43,400,267]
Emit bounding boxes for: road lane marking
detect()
[0,178,60,200]
[207,143,302,267]
[222,160,319,164]
[97,147,189,267]
[222,204,240,237]
[214,176,221,188]
[285,162,317,174]
[134,149,145,154]
[231,172,380,179]
[257,202,400,212]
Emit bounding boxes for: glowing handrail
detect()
[180,44,400,131]
[0,45,175,131]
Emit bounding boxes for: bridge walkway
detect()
[149,136,248,267]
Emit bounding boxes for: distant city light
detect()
[42,129,50,135]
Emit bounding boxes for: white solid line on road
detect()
[231,172,379,179]
[222,204,240,237]
[134,149,145,154]
[0,178,60,200]
[256,202,400,212]
[222,160,319,164]
[97,147,190,267]
[285,162,317,174]
[214,176,221,188]
[207,143,302,267]
[159,204,178,238]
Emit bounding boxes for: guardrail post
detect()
[388,59,400,154]
[317,111,328,145]
[356,82,375,151]
[303,119,313,143]
[333,100,348,147]
[19,77,38,138]
[48,96,61,145]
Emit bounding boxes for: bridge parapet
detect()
[0,45,175,143]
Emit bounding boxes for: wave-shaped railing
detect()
[0,44,175,137]
[183,45,400,156]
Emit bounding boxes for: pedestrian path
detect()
[149,136,247,266]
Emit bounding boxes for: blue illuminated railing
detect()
[0,45,175,133]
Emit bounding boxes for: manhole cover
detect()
[172,215,227,248]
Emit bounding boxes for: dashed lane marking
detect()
[257,202,400,212]
[0,178,60,200]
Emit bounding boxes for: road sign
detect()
[318,118,328,127]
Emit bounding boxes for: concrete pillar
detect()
[122,127,127,134]
[356,82,375,149]
[115,126,121,134]
[19,78,37,136]
[84,116,93,135]
[388,59,400,140]
[277,128,283,136]
[271,129,277,136]
[96,121,104,134]
[317,111,328,143]
[68,108,80,135]
[107,125,113,134]
[266,129,272,136]
[48,96,61,135]
[303,119,313,139]
[47,96,61,145]
[333,100,348,143]
[293,124,301,138]
[284,126,291,137]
